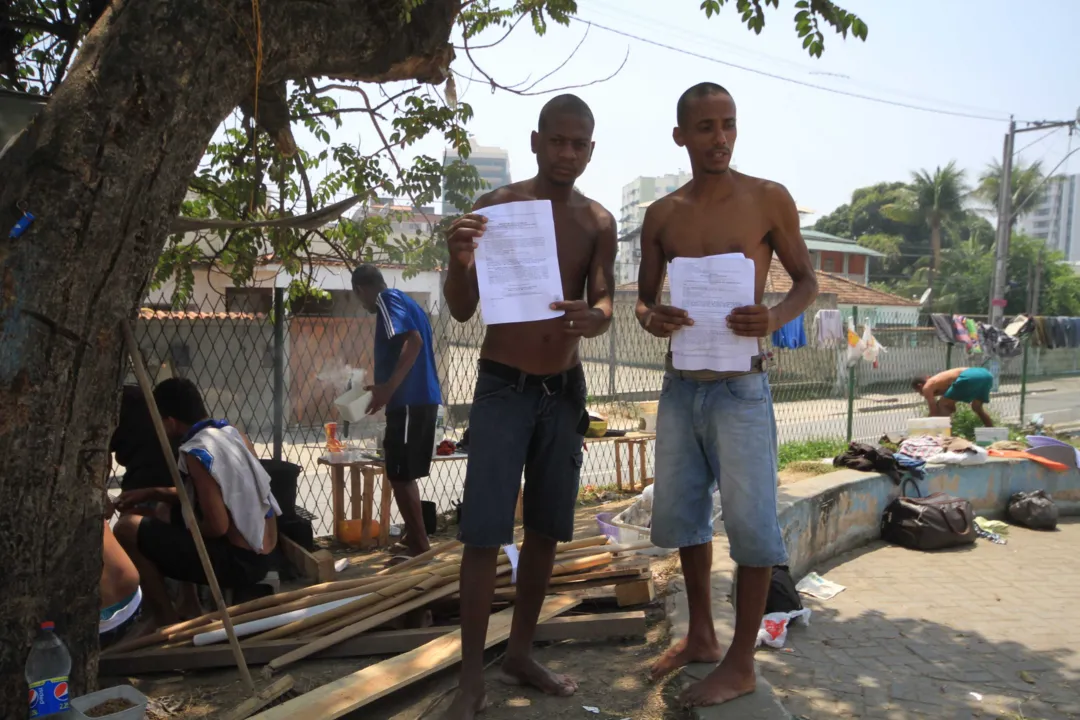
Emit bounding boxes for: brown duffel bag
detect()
[881,491,977,551]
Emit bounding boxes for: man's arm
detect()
[923,389,942,417]
[763,182,818,329]
[443,193,499,322]
[552,207,617,338]
[185,455,232,539]
[635,201,692,337]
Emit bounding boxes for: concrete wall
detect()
[778,458,1080,580]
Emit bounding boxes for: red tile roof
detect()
[617,263,919,307]
[138,309,265,321]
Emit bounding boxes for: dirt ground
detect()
[107,496,691,720]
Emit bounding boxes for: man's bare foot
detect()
[437,689,487,720]
[500,656,578,696]
[649,635,724,681]
[679,657,756,708]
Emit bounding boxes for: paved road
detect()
[761,521,1080,719]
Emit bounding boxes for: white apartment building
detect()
[1016,173,1080,262]
[618,172,693,234]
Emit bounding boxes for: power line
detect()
[582,0,1012,120]
[1013,127,1062,157]
[572,16,1013,123]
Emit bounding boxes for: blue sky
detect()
[316,0,1080,228]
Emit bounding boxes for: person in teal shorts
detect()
[912,367,994,427]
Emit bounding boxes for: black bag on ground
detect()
[1006,490,1058,530]
[765,565,803,614]
[881,492,977,551]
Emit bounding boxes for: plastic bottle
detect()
[25,621,71,718]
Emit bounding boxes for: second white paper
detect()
[474,199,564,325]
[669,253,758,372]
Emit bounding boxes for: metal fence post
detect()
[1019,336,1030,426]
[608,310,617,398]
[272,287,285,462]
[945,343,953,370]
[846,305,858,443]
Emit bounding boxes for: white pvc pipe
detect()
[193,595,367,646]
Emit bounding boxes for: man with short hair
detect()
[636,82,818,708]
[113,378,280,626]
[913,367,994,426]
[438,94,617,720]
[352,263,442,559]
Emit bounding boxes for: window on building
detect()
[225,287,273,315]
[1033,220,1050,230]
[1035,207,1051,217]
[822,256,837,272]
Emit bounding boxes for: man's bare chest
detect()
[659,212,771,260]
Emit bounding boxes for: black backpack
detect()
[765,565,803,614]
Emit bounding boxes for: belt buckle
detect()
[540,378,556,396]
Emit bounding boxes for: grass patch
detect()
[777,437,847,470]
[782,460,836,476]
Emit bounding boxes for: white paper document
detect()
[474,200,564,325]
[669,253,758,372]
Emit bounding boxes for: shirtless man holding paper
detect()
[636,82,818,708]
[440,94,617,719]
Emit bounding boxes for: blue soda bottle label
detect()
[28,677,69,717]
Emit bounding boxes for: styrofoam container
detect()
[595,512,673,557]
[974,426,1010,446]
[71,684,147,720]
[334,386,372,423]
[907,417,952,437]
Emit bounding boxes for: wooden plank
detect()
[219,676,295,720]
[615,578,656,607]
[377,469,392,547]
[279,535,335,584]
[331,465,345,543]
[361,464,375,549]
[99,612,645,675]
[252,596,580,720]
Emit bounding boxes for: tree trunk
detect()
[930,220,942,272]
[0,0,457,712]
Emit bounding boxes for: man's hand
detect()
[640,305,693,338]
[727,304,776,338]
[445,213,486,268]
[551,300,606,337]
[365,384,393,415]
[114,487,159,513]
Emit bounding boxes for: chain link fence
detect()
[126,266,1079,537]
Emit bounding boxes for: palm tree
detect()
[974,159,1047,229]
[882,161,968,272]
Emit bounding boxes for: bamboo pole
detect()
[302,571,452,639]
[374,539,462,575]
[120,320,256,695]
[265,580,464,675]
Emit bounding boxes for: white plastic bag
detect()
[755,609,812,649]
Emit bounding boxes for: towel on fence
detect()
[930,314,957,344]
[952,315,972,349]
[964,317,983,354]
[979,323,1022,358]
[814,309,844,346]
[179,420,282,552]
[771,314,807,350]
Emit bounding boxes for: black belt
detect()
[477,359,582,394]
[663,353,767,381]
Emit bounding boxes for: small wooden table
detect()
[318,452,470,549]
[582,432,656,493]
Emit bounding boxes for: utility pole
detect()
[988,112,1080,325]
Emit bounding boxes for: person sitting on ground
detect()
[113,378,281,627]
[110,384,176,494]
[99,519,142,648]
[913,367,994,427]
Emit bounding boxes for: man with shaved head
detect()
[636,82,818,708]
[438,94,617,719]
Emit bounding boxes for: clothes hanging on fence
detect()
[1051,317,1069,349]
[979,323,1022,359]
[930,314,957,344]
[771,314,807,349]
[952,315,972,349]
[964,318,983,354]
[814,309,844,346]
[1033,316,1053,348]
[1066,317,1080,348]
[1004,314,1034,338]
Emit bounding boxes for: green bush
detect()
[950,405,1001,440]
[778,438,848,470]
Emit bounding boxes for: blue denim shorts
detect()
[458,361,588,547]
[650,371,788,567]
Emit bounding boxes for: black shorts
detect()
[459,361,588,547]
[384,404,438,481]
[136,515,270,589]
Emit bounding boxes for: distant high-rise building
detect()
[619,172,693,235]
[1015,173,1080,262]
[443,138,511,210]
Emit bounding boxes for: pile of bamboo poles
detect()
[103,535,652,674]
